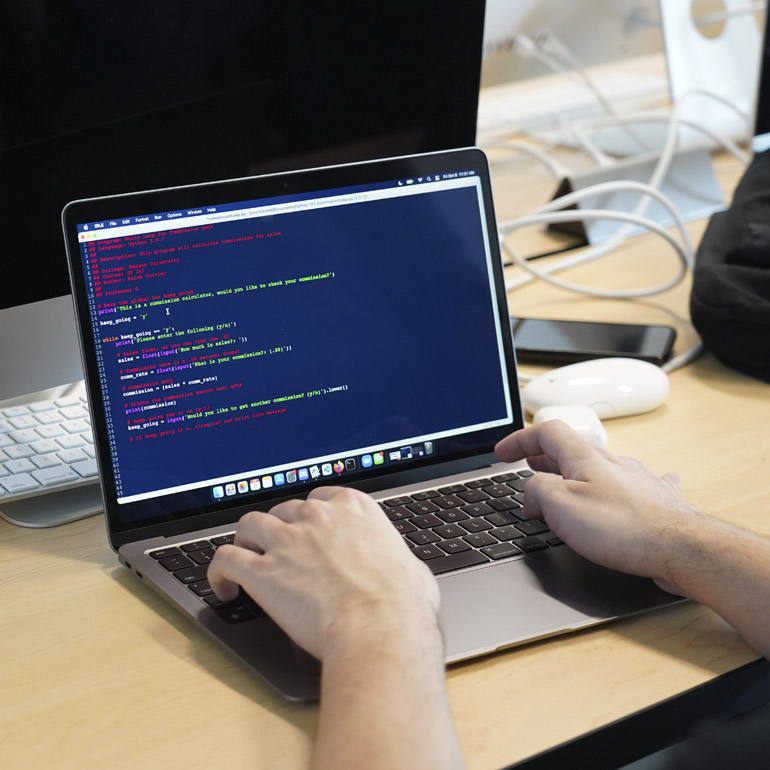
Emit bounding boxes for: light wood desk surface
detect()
[2,145,769,770]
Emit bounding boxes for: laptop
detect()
[62,147,680,701]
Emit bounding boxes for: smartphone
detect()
[510,317,676,365]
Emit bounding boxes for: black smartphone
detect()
[510,317,677,365]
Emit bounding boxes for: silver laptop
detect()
[62,148,680,701]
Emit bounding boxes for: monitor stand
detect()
[0,486,103,528]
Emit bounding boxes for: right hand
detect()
[494,420,705,592]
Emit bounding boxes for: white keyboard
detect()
[0,393,98,504]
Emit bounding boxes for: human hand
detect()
[495,421,705,593]
[207,486,441,660]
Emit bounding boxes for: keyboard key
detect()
[481,542,523,560]
[158,554,195,571]
[29,439,60,454]
[210,534,236,546]
[484,483,515,498]
[437,484,466,495]
[491,472,519,483]
[8,414,38,430]
[507,478,529,493]
[0,473,40,494]
[405,500,440,515]
[410,513,442,529]
[188,548,215,565]
[392,519,417,534]
[487,497,521,512]
[148,547,182,559]
[27,400,56,413]
[485,511,520,527]
[5,459,36,474]
[35,410,65,425]
[490,525,524,541]
[433,523,466,539]
[5,445,35,460]
[412,544,445,561]
[59,405,88,420]
[517,536,549,553]
[9,428,39,443]
[411,490,440,500]
[61,419,91,434]
[435,508,469,524]
[1,406,31,418]
[30,453,62,470]
[72,459,98,477]
[406,529,440,546]
[0,418,16,432]
[35,424,66,439]
[460,518,492,533]
[54,396,81,408]
[426,549,489,575]
[456,488,490,504]
[465,478,493,488]
[188,580,215,597]
[515,520,549,536]
[173,565,209,584]
[217,602,263,623]
[31,465,80,486]
[437,537,472,554]
[56,448,88,464]
[56,434,86,449]
[384,505,413,521]
[463,532,498,548]
[432,495,463,509]
[383,496,413,507]
[461,501,494,517]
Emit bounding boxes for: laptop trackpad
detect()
[438,554,612,661]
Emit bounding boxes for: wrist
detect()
[652,508,725,597]
[322,596,443,661]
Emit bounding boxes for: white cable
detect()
[502,208,689,298]
[499,176,696,283]
[484,140,569,180]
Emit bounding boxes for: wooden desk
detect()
[2,149,768,770]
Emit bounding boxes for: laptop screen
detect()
[64,149,522,534]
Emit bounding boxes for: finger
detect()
[522,454,561,475]
[208,543,263,601]
[495,421,597,475]
[516,471,569,521]
[265,497,311,523]
[233,509,288,551]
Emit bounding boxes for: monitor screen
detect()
[0,2,485,313]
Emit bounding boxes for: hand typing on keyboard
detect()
[495,420,770,661]
[208,486,463,770]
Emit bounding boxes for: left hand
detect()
[207,486,441,660]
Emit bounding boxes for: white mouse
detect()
[533,405,608,447]
[521,357,670,419]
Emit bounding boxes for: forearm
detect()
[311,609,465,770]
[662,515,770,659]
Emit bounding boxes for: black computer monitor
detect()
[0,2,485,397]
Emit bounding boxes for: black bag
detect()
[690,149,770,382]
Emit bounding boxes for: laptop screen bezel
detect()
[62,147,525,550]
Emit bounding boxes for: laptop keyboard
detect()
[379,470,563,575]
[148,469,563,624]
